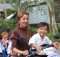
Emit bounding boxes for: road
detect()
[55,44,60,54]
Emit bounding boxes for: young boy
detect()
[28,22,59,53]
[0,27,15,57]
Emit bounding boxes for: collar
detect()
[17,26,28,31]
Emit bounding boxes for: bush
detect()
[47,33,60,42]
[57,24,60,33]
[6,9,17,16]
[30,24,37,32]
[0,19,16,30]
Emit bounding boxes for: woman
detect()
[10,11,34,57]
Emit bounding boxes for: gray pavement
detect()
[56,45,60,54]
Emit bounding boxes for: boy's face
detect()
[1,31,8,40]
[37,26,48,38]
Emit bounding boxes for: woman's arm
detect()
[13,48,29,55]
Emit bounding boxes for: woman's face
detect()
[18,14,29,28]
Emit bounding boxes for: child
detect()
[28,22,59,53]
[0,27,15,57]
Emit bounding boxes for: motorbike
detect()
[26,44,60,57]
[18,37,60,57]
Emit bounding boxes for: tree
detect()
[10,0,39,12]
[2,0,7,20]
[47,0,58,34]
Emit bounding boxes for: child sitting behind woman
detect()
[0,27,15,57]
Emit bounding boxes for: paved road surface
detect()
[56,45,60,54]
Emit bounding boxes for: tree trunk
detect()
[3,0,7,20]
[47,2,58,34]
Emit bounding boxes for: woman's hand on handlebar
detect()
[23,50,29,55]
[13,48,29,56]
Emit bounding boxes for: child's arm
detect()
[30,44,42,53]
[7,40,14,56]
[50,42,59,49]
[2,39,7,47]
[8,52,16,56]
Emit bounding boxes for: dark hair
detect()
[37,22,49,30]
[1,27,10,33]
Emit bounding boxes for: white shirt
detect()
[28,33,52,47]
[0,40,12,54]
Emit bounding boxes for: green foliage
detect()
[47,33,60,43]
[30,24,37,32]
[57,24,60,33]
[9,0,17,3]
[6,9,17,16]
[21,2,27,11]
[0,19,16,30]
[0,0,3,3]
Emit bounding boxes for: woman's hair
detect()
[37,22,49,31]
[16,11,29,22]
